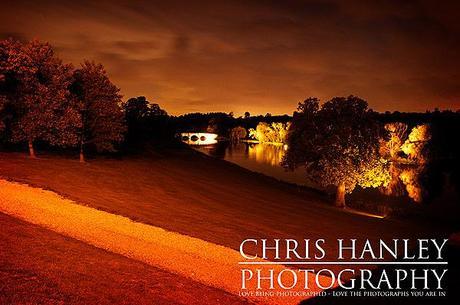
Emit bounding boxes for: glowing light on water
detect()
[248,143,285,167]
[181,132,218,145]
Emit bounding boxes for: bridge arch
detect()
[180,132,218,145]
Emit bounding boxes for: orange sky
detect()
[1,0,459,115]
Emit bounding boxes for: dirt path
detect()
[0,179,330,305]
[0,213,253,305]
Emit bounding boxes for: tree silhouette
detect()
[123,96,168,144]
[0,95,5,135]
[124,96,150,143]
[1,39,80,157]
[229,126,247,142]
[282,96,390,207]
[71,61,125,162]
[0,70,6,136]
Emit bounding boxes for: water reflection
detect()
[195,141,458,206]
[381,164,425,203]
[247,143,286,167]
[197,142,308,186]
[181,132,218,145]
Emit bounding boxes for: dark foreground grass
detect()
[0,213,252,305]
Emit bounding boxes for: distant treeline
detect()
[1,38,459,163]
[377,110,460,161]
[174,112,291,136]
[173,110,460,158]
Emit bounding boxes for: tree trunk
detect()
[28,139,36,158]
[79,141,85,163]
[335,181,346,208]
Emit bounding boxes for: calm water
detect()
[196,142,311,186]
[195,141,460,215]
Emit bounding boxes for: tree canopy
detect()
[282,96,391,206]
[71,61,126,161]
[1,39,81,157]
[1,38,126,159]
[123,96,170,145]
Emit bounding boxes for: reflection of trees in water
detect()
[380,161,454,204]
[381,164,426,203]
[247,143,285,167]
[204,141,457,207]
[202,142,285,165]
[201,141,229,159]
[399,166,425,203]
[379,123,438,203]
[380,164,425,203]
[380,165,406,197]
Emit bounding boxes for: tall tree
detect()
[123,96,152,143]
[282,96,390,207]
[1,39,80,157]
[0,95,5,137]
[1,39,28,146]
[123,96,168,144]
[229,126,247,142]
[0,74,6,136]
[71,61,125,162]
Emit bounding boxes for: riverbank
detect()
[0,148,448,256]
[0,148,457,304]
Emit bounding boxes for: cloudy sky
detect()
[1,0,459,115]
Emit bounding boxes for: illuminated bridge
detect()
[180,132,218,145]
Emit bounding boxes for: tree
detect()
[0,71,7,136]
[1,39,80,157]
[71,61,125,162]
[149,103,168,117]
[282,96,390,207]
[0,95,5,136]
[123,96,151,143]
[124,96,150,120]
[382,122,408,160]
[244,111,250,119]
[400,124,431,163]
[248,122,290,144]
[123,96,169,144]
[229,126,247,142]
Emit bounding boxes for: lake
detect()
[194,141,460,217]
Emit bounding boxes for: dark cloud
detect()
[0,32,28,42]
[1,0,459,114]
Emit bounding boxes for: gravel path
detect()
[0,179,329,305]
